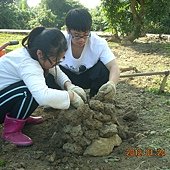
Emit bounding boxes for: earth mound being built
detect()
[47,98,135,157]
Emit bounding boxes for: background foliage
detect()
[0,0,170,41]
[101,0,170,41]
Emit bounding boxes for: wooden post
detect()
[120,70,170,93]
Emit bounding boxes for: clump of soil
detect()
[47,99,125,156]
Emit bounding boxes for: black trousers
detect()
[0,75,60,124]
[0,81,38,123]
[59,61,109,97]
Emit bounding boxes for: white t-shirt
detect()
[60,32,116,74]
[0,48,70,109]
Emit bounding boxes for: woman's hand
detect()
[67,84,87,102]
[68,90,84,108]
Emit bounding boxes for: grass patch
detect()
[0,33,25,52]
[0,160,6,167]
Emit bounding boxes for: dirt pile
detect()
[47,99,126,156]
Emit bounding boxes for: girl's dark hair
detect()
[22,26,67,60]
[65,8,92,32]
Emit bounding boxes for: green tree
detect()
[28,7,57,28]
[40,0,84,29]
[20,0,28,10]
[0,0,96,30]
[1,0,14,3]
[144,0,170,34]
[0,2,31,29]
[101,0,170,42]
[90,7,108,31]
[101,0,144,42]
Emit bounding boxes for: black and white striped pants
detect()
[0,81,38,123]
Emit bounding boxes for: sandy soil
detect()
[0,37,170,170]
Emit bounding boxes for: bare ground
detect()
[0,37,170,170]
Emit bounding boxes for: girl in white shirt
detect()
[0,27,86,146]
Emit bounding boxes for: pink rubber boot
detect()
[26,116,44,125]
[1,115,33,146]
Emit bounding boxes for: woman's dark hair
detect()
[65,8,92,32]
[22,26,67,60]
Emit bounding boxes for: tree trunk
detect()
[126,0,145,42]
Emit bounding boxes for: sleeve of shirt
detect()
[99,39,116,65]
[49,66,71,89]
[90,33,116,65]
[19,61,70,109]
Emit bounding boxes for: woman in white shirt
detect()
[59,8,120,99]
[0,27,86,146]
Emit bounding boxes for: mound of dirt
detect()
[46,99,125,156]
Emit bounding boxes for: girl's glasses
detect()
[45,54,65,66]
[47,58,61,66]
